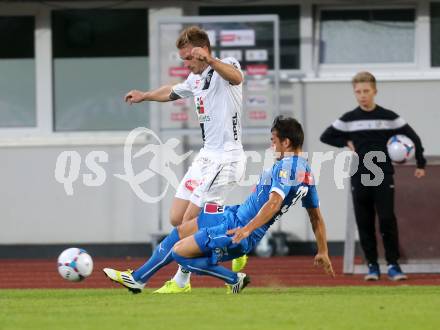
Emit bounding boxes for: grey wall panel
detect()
[376,80,440,156]
[0,146,158,244]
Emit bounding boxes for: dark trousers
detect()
[351,174,400,265]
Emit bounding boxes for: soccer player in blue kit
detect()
[104,116,335,293]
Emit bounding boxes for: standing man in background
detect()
[124,26,247,293]
[320,71,426,281]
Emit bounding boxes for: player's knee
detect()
[182,212,193,223]
[170,213,183,227]
[171,250,180,264]
[172,241,181,255]
[173,240,192,259]
[182,203,202,223]
[171,245,185,263]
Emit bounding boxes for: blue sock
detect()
[132,228,179,283]
[172,250,238,284]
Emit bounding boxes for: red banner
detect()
[246,64,268,76]
[249,110,267,120]
[170,112,189,122]
[169,67,190,77]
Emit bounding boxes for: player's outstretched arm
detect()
[227,192,283,243]
[124,85,176,104]
[306,207,335,277]
[191,47,243,85]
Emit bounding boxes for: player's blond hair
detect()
[176,26,211,52]
[352,71,377,89]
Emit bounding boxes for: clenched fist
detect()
[191,47,212,63]
[125,90,146,104]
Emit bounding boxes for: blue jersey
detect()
[234,155,319,239]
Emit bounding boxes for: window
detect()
[0,16,36,127]
[431,3,440,67]
[52,9,150,131]
[199,5,300,69]
[319,9,416,64]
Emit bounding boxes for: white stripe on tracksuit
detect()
[187,265,235,283]
[140,250,173,280]
[332,117,406,132]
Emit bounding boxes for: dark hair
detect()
[271,115,304,149]
[176,26,211,52]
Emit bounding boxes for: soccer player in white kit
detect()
[124,26,247,293]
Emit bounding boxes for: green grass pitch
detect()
[1,287,439,330]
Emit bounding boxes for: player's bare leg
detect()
[182,202,201,223]
[173,235,203,258]
[176,217,199,238]
[170,197,189,227]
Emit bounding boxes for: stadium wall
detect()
[1,1,439,256]
[1,79,438,247]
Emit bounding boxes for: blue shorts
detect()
[195,205,252,264]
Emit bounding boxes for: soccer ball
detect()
[387,135,415,163]
[57,248,93,282]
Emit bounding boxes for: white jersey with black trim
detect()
[172,57,243,161]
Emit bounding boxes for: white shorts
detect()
[175,151,246,207]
